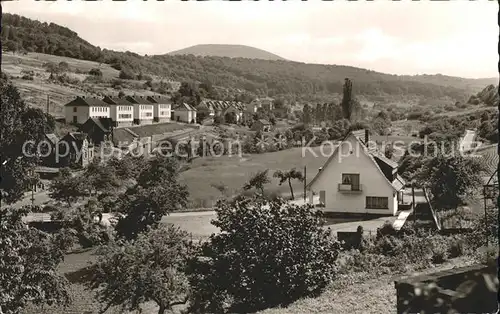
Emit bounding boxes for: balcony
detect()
[338,183,363,193]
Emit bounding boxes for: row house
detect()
[148,95,172,123]
[103,96,134,127]
[198,99,245,123]
[247,97,275,114]
[126,95,155,125]
[64,95,173,127]
[64,96,110,124]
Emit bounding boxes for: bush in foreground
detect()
[88,225,194,314]
[187,197,340,313]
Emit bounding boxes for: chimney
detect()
[364,129,369,145]
[81,95,86,99]
[318,167,322,173]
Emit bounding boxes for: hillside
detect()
[468,84,499,107]
[167,44,285,61]
[1,13,497,105]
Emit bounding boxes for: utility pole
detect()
[46,95,50,114]
[483,185,489,247]
[412,182,416,228]
[303,166,307,203]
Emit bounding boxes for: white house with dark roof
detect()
[103,96,134,127]
[147,95,172,123]
[173,103,197,123]
[126,95,154,125]
[307,129,406,217]
[64,96,110,124]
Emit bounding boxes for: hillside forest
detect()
[2,13,497,106]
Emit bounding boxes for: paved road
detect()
[460,130,477,152]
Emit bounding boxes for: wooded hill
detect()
[2,13,496,103]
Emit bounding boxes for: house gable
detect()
[307,133,396,192]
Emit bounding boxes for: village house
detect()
[173,103,197,123]
[126,95,155,125]
[251,119,273,132]
[39,133,59,167]
[307,129,407,217]
[79,117,114,145]
[198,99,245,123]
[64,96,110,124]
[247,97,275,113]
[147,95,172,123]
[102,96,135,127]
[58,132,95,168]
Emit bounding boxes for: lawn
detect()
[257,256,476,314]
[179,146,329,208]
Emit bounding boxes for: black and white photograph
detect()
[0,1,498,313]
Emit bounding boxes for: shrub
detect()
[187,197,340,313]
[21,74,34,80]
[431,243,448,264]
[376,220,397,238]
[119,69,135,80]
[89,68,103,77]
[448,238,464,258]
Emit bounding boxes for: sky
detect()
[4,0,498,79]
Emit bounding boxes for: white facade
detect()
[133,104,154,125]
[154,103,171,123]
[110,105,134,127]
[89,106,110,119]
[65,105,109,124]
[307,134,399,216]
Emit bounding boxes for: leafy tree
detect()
[115,156,189,239]
[1,78,54,204]
[384,144,394,159]
[302,104,312,125]
[51,199,112,248]
[417,153,485,210]
[85,160,122,196]
[119,68,135,80]
[273,168,304,200]
[187,197,340,313]
[243,170,271,196]
[117,90,125,98]
[0,206,70,314]
[88,225,193,314]
[341,78,362,121]
[48,168,87,206]
[58,61,69,72]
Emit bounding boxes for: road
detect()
[459,130,477,152]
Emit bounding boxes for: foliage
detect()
[0,206,70,314]
[187,197,340,313]
[273,168,304,200]
[2,13,486,103]
[118,68,135,80]
[243,169,271,196]
[416,153,485,210]
[51,199,112,249]
[48,168,88,206]
[88,68,102,77]
[115,156,189,240]
[88,225,193,314]
[1,78,55,204]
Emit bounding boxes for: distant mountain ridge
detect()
[2,13,497,104]
[167,44,286,61]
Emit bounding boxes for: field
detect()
[478,146,499,174]
[179,147,328,207]
[1,52,169,117]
